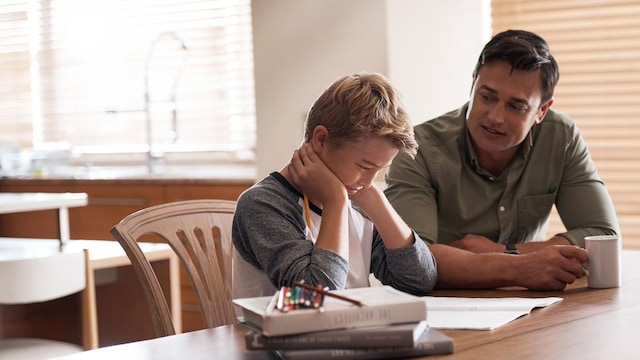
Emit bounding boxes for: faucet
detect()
[144,32,189,172]
[107,32,189,172]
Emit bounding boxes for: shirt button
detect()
[489,176,495,181]
[499,206,506,212]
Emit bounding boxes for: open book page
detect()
[423,296,563,330]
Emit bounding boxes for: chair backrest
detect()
[0,249,98,350]
[110,199,237,338]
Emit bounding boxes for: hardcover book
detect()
[245,321,428,350]
[232,286,427,336]
[273,327,454,360]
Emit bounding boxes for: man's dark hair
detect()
[473,29,559,103]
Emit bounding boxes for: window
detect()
[0,0,255,164]
[492,0,640,248]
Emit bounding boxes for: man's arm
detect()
[551,120,619,248]
[514,235,571,253]
[430,243,588,291]
[449,234,572,254]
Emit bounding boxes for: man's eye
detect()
[358,164,371,171]
[479,93,495,102]
[510,104,528,113]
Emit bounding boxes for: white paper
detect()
[423,296,563,330]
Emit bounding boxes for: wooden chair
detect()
[0,249,98,359]
[110,199,237,338]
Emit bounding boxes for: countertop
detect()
[0,163,257,185]
[0,192,88,214]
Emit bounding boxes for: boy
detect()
[232,73,437,299]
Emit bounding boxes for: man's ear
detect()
[310,125,329,153]
[536,98,554,124]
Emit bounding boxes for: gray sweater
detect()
[232,172,437,296]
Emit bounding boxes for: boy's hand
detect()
[288,143,347,206]
[348,183,383,214]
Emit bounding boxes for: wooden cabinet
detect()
[0,180,250,240]
[0,178,252,334]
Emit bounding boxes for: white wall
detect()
[252,0,491,180]
[386,0,491,123]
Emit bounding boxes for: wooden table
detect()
[0,192,88,245]
[0,237,181,346]
[54,250,640,359]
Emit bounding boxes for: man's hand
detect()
[515,245,588,290]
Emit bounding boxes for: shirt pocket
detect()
[516,193,556,243]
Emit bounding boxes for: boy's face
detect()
[319,136,398,196]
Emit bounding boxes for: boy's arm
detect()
[289,144,350,258]
[350,184,415,250]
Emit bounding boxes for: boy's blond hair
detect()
[304,73,418,156]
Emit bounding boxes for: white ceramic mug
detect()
[584,235,621,289]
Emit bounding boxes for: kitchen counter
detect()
[0,163,257,185]
[0,165,254,241]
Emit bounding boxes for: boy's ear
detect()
[310,125,329,152]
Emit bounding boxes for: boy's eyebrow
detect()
[361,159,391,169]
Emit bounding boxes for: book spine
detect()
[274,331,454,360]
[245,325,423,350]
[261,300,427,336]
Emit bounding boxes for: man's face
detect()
[467,60,551,162]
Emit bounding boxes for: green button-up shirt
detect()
[385,103,619,248]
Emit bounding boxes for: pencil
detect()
[303,194,313,231]
[292,281,364,307]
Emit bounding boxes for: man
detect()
[385,30,619,291]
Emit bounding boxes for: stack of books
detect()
[232,285,454,359]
